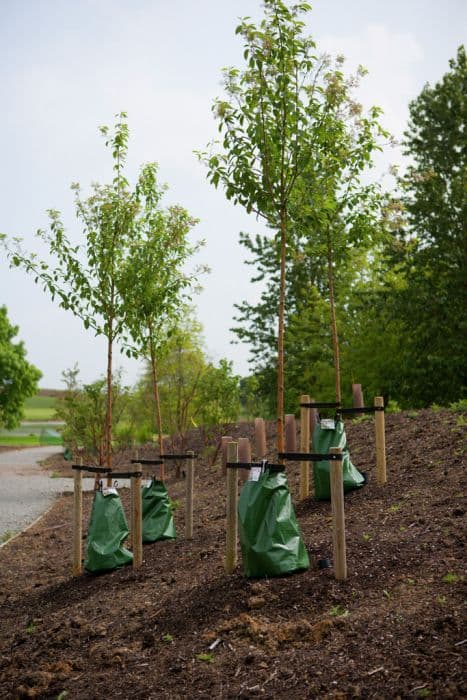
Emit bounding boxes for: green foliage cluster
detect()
[0,306,41,429]
[228,39,466,412]
[129,312,241,446]
[56,364,130,462]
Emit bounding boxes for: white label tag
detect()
[321,419,336,430]
[250,466,262,481]
[102,487,118,497]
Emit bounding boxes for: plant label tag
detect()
[321,419,336,430]
[250,466,262,481]
[102,487,118,497]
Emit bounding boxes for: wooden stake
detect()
[300,395,310,500]
[309,398,318,440]
[352,383,364,409]
[238,437,251,483]
[132,463,143,569]
[221,436,233,476]
[375,396,387,485]
[254,418,267,460]
[72,458,83,576]
[225,441,238,574]
[185,450,194,539]
[330,447,347,581]
[285,414,297,452]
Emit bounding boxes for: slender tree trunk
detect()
[149,336,165,480]
[105,319,113,483]
[277,208,287,453]
[326,229,341,405]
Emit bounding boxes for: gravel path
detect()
[0,447,94,541]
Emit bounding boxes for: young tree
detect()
[0,306,41,428]
[290,56,387,403]
[199,0,327,451]
[120,165,203,462]
[57,365,129,462]
[5,114,169,468]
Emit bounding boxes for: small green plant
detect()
[196,652,215,663]
[352,414,372,424]
[437,595,447,604]
[417,688,431,698]
[388,503,402,513]
[26,622,37,634]
[399,525,407,532]
[386,400,401,414]
[406,578,415,585]
[329,605,349,617]
[383,589,391,599]
[0,530,17,544]
[169,498,181,512]
[362,533,372,541]
[442,572,463,584]
[430,403,443,412]
[162,633,174,643]
[56,692,69,700]
[407,410,419,418]
[50,471,61,479]
[449,399,467,412]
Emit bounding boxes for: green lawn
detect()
[0,435,41,446]
[23,395,58,421]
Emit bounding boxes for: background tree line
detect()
[0,3,464,448]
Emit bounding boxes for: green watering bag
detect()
[238,469,309,578]
[142,479,176,543]
[84,489,133,573]
[312,419,365,501]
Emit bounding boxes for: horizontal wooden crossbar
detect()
[72,465,111,473]
[226,462,285,472]
[71,465,142,477]
[279,452,343,462]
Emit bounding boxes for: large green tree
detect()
[394,45,467,404]
[0,306,41,429]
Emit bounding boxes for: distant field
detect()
[23,395,58,421]
[0,435,40,447]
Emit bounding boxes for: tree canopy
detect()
[0,306,41,429]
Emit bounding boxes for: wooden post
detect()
[309,398,318,441]
[225,441,238,574]
[132,463,143,569]
[221,436,233,476]
[238,437,251,483]
[300,395,310,500]
[72,458,83,576]
[185,450,194,539]
[330,447,347,581]
[375,396,387,485]
[254,418,267,460]
[130,450,138,539]
[285,414,297,452]
[352,383,364,409]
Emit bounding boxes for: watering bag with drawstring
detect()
[142,479,176,542]
[84,489,133,573]
[238,468,309,578]
[312,418,365,500]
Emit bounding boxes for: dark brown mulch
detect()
[0,409,465,699]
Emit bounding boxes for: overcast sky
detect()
[1,0,465,389]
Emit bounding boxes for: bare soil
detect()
[0,409,465,699]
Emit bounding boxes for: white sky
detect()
[1,0,465,389]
